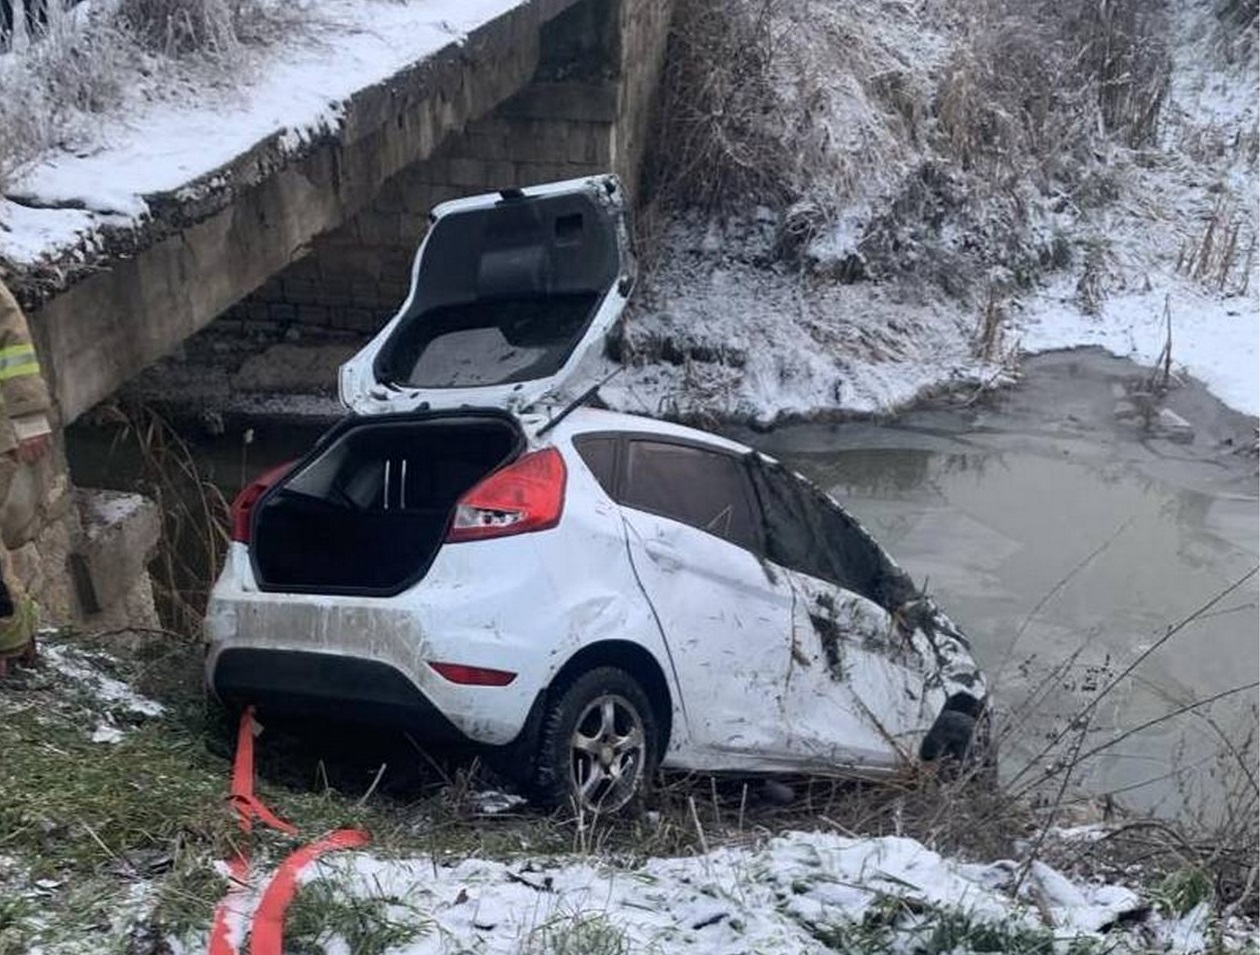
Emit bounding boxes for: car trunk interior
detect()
[373,190,619,390]
[252,414,523,594]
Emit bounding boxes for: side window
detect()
[749,457,916,610]
[620,441,759,551]
[573,435,618,496]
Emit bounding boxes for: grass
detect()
[284,879,430,955]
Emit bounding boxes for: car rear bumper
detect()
[210,647,468,742]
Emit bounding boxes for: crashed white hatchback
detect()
[205,175,988,813]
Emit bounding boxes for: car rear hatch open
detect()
[248,411,525,595]
[339,175,635,416]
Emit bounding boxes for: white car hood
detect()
[340,175,635,416]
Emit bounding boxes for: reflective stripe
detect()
[0,344,40,382]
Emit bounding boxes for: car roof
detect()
[528,406,754,455]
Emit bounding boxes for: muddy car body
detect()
[205,175,987,812]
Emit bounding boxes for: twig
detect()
[993,520,1133,689]
[1008,680,1260,801]
[355,762,387,809]
[1005,567,1258,793]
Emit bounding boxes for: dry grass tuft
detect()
[1177,195,1256,294]
[116,0,299,59]
[0,0,305,195]
[0,14,131,190]
[646,0,797,212]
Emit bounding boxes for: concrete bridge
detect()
[7,0,673,626]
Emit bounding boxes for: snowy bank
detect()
[286,832,1251,954]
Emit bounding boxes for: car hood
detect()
[340,175,635,416]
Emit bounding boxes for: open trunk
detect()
[339,175,634,416]
[251,412,523,595]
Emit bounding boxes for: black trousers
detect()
[0,0,50,51]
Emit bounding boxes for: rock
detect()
[1155,408,1194,444]
[1112,399,1139,421]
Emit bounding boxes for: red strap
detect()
[229,707,297,836]
[207,853,251,955]
[247,829,372,955]
[209,710,371,955]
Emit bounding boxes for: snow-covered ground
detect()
[603,0,1259,424]
[257,832,1246,954]
[1019,277,1258,417]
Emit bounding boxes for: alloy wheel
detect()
[568,693,646,813]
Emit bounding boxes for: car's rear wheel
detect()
[533,666,659,814]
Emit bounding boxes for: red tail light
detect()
[230,462,294,543]
[446,448,566,543]
[428,662,518,686]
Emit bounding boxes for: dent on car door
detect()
[745,455,983,768]
[614,439,799,769]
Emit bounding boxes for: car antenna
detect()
[535,367,624,438]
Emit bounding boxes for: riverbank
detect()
[1,630,1255,954]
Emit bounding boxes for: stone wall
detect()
[1,437,160,632]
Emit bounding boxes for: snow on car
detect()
[204,174,988,813]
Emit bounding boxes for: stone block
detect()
[73,489,161,619]
[298,304,330,326]
[485,160,519,188]
[231,342,358,392]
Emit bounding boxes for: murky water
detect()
[736,350,1259,820]
[68,348,1258,818]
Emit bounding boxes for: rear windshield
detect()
[374,191,619,389]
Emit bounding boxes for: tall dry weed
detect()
[116,0,296,59]
[646,0,798,211]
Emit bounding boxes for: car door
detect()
[611,437,801,770]
[746,455,949,769]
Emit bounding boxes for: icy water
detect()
[67,348,1258,819]
[736,349,1259,820]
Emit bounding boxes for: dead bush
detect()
[1215,0,1259,63]
[115,0,296,60]
[646,0,798,211]
[0,13,129,192]
[1176,196,1256,294]
[1064,0,1172,149]
[934,8,1082,180]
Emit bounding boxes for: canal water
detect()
[67,348,1259,820]
[737,349,1258,821]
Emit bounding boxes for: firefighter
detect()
[0,277,52,677]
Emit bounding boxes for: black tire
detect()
[921,708,997,783]
[921,709,977,762]
[532,666,659,815]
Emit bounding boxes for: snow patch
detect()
[42,643,164,718]
[284,831,1246,953]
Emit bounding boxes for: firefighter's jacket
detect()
[0,280,52,455]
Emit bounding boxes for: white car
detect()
[205,175,988,813]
